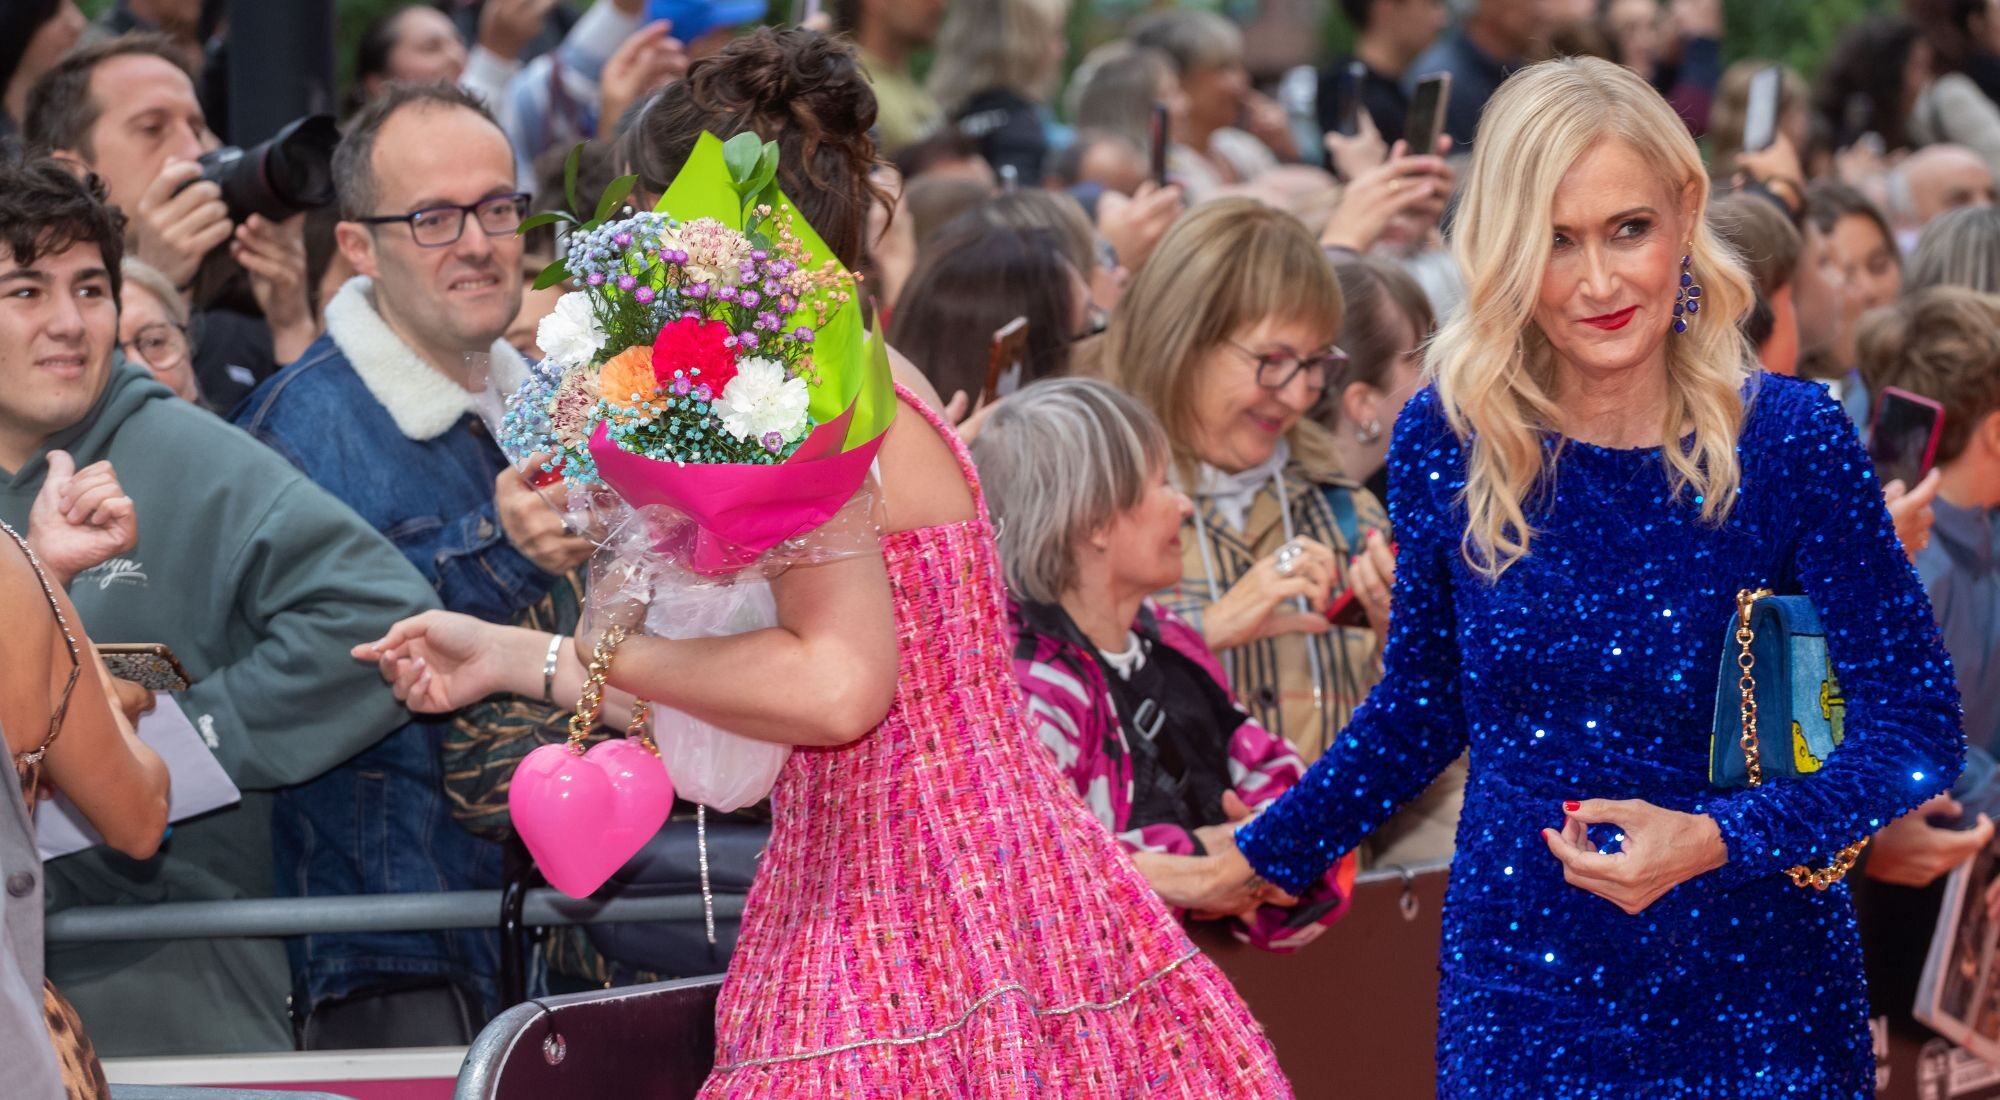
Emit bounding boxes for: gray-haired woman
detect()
[974,378,1355,951]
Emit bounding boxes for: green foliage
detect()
[1721,0,1899,79]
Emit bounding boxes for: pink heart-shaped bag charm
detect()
[509,738,674,898]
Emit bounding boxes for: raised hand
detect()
[133,161,233,291]
[27,450,138,588]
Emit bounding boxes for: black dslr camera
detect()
[191,114,340,222]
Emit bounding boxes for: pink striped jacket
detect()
[1007,598,1356,951]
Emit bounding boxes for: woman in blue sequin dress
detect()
[1228,59,1963,1097]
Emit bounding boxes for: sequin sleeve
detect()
[1700,383,1964,892]
[1235,388,1470,895]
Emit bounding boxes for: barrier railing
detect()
[45,891,746,944]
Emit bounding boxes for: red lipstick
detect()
[1580,306,1638,331]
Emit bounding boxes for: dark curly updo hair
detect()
[622,28,888,270]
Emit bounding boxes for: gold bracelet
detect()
[565,625,655,754]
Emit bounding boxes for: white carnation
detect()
[711,357,811,444]
[537,292,605,368]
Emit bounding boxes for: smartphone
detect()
[1331,61,1367,138]
[97,643,192,693]
[982,317,1030,408]
[1869,386,1946,490]
[1404,72,1451,156]
[1325,588,1370,629]
[1148,102,1171,187]
[1742,65,1782,154]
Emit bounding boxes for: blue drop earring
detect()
[1673,250,1702,334]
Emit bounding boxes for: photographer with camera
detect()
[22,34,328,410]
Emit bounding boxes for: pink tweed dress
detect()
[699,391,1291,1098]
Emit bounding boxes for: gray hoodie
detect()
[0,361,437,1046]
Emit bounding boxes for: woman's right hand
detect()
[1320,142,1452,254]
[351,611,542,713]
[1201,537,1337,652]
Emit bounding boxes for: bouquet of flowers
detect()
[499,133,894,897]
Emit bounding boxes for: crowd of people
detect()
[0,0,1995,1095]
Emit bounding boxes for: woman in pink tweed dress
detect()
[357,367,1292,1095]
[354,25,1290,1092]
[686,374,1292,1096]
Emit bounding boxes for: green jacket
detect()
[0,363,436,956]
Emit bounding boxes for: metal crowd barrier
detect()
[45,890,746,943]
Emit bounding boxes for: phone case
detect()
[100,653,189,693]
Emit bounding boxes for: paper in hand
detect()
[35,693,241,860]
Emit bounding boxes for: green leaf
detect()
[517,211,572,235]
[562,143,583,215]
[532,258,571,291]
[660,132,749,229]
[593,174,639,224]
[722,132,764,185]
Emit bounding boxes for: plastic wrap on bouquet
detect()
[587,491,880,811]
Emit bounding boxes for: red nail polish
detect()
[1564,801,1580,813]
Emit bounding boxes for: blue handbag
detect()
[1708,588,1869,889]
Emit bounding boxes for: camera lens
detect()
[195,114,341,223]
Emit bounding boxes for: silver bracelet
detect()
[542,634,564,703]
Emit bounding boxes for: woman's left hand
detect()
[1542,799,1728,915]
[1346,527,1396,644]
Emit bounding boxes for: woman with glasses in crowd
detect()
[1105,198,1395,767]
[117,260,202,407]
[1222,58,1960,1096]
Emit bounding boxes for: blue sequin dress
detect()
[1238,376,1963,1098]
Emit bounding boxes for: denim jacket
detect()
[231,278,556,1010]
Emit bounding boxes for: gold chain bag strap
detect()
[569,625,652,749]
[569,626,720,944]
[1732,588,1868,890]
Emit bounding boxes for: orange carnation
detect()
[595,345,660,406]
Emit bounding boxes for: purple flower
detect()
[634,286,656,304]
[793,326,815,343]
[586,271,606,286]
[751,249,769,262]
[738,332,760,350]
[693,383,713,403]
[762,431,784,453]
[762,278,781,295]
[672,375,692,396]
[739,290,761,310]
[717,285,738,302]
[757,311,780,331]
[687,283,710,299]
[779,295,798,313]
[617,274,637,291]
[613,232,633,247]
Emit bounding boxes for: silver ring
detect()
[1274,540,1304,577]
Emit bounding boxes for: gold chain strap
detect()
[564,625,656,755]
[1734,588,1866,890]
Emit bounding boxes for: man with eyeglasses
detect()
[231,83,588,1037]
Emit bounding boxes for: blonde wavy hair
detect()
[1102,197,1343,483]
[1430,57,1756,578]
